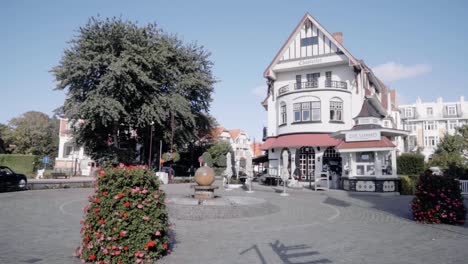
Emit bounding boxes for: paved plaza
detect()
[0,183,467,264]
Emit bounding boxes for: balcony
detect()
[278,80,348,96]
[325,80,347,89]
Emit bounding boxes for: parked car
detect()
[0,166,28,191]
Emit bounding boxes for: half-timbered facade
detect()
[261,13,405,192]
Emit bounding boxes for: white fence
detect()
[460,180,468,195]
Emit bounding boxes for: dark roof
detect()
[355,98,385,119]
[351,124,382,130]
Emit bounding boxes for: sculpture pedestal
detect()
[191,185,219,200]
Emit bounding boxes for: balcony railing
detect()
[278,80,348,96]
[278,85,290,95]
[325,80,347,89]
[294,81,318,90]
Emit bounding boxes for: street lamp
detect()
[148,121,154,169]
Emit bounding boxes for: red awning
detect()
[261,134,340,150]
[336,136,395,149]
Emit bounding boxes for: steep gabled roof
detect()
[355,98,385,119]
[264,13,359,78]
[229,129,242,139]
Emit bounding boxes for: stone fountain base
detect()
[191,185,219,200]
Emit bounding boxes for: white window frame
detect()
[448,120,457,130]
[330,99,343,121]
[293,101,321,122]
[426,107,433,116]
[447,105,457,116]
[424,121,436,130]
[280,103,287,125]
[405,108,413,118]
[355,152,375,176]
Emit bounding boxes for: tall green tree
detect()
[4,111,59,158]
[0,123,10,153]
[52,17,216,164]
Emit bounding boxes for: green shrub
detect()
[397,153,425,175]
[213,167,225,176]
[201,152,213,167]
[411,171,466,225]
[0,154,37,174]
[445,162,468,180]
[75,165,171,263]
[399,175,418,195]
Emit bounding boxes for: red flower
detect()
[89,254,96,260]
[163,243,168,249]
[94,197,100,203]
[99,170,106,177]
[124,201,131,207]
[102,191,108,196]
[146,241,155,248]
[93,208,100,213]
[119,231,127,237]
[99,219,105,225]
[123,246,129,251]
[118,193,124,199]
[123,213,129,218]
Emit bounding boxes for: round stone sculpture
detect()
[194,165,215,186]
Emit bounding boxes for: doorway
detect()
[322,147,342,189]
[298,147,315,182]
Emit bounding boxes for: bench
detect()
[51,172,68,179]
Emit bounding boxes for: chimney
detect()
[332,32,343,45]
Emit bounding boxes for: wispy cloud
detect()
[373,62,432,82]
[252,85,266,98]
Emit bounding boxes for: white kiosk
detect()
[332,98,408,193]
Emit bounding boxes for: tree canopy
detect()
[1,111,59,158]
[52,17,216,164]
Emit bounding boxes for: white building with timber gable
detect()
[260,13,407,192]
[399,96,468,160]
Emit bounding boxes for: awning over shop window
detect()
[336,136,395,150]
[261,133,340,150]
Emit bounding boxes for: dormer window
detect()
[405,108,413,118]
[447,105,457,116]
[426,107,433,116]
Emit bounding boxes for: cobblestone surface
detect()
[0,183,467,264]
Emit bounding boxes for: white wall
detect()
[267,64,363,136]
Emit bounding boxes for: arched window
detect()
[323,147,340,158]
[279,102,287,125]
[330,97,343,122]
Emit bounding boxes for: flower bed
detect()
[75,165,171,263]
[411,171,466,225]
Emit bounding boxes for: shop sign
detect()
[345,130,380,142]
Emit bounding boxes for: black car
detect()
[0,166,28,191]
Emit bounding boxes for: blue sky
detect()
[1,0,467,141]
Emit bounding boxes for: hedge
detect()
[397,153,425,175]
[0,154,38,174]
[399,175,418,195]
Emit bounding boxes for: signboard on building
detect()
[345,130,381,142]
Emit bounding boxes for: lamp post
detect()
[148,121,154,169]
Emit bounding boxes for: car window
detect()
[0,168,12,176]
